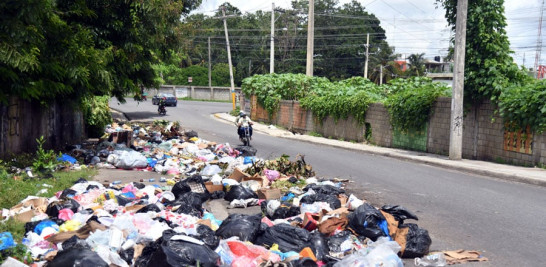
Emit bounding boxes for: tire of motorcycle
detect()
[243,136,250,146]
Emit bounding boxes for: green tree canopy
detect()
[0,0,201,103]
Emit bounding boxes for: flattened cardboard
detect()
[228,168,251,182]
[257,188,281,200]
[380,210,399,239]
[205,181,224,193]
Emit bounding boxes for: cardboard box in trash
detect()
[256,188,281,200]
[242,174,269,188]
[3,197,49,223]
[205,182,224,193]
[228,168,252,182]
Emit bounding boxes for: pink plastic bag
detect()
[264,169,280,182]
[58,208,74,221]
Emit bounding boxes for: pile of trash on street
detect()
[1,120,488,266]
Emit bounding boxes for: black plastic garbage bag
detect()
[309,232,329,262]
[347,203,386,241]
[47,248,108,267]
[260,201,300,220]
[137,204,162,213]
[303,184,345,196]
[167,192,204,217]
[290,257,318,267]
[399,223,431,258]
[46,199,80,218]
[235,145,257,157]
[59,189,78,199]
[185,130,199,138]
[86,184,99,191]
[74,177,87,184]
[62,235,91,250]
[327,231,352,253]
[119,248,135,265]
[381,205,418,223]
[135,230,220,267]
[210,191,225,199]
[192,224,219,250]
[224,185,258,202]
[255,224,311,253]
[171,174,210,202]
[300,194,341,210]
[215,214,261,242]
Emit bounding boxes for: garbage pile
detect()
[0,120,446,266]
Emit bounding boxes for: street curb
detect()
[110,107,131,121]
[212,112,546,188]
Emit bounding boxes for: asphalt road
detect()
[111,99,546,266]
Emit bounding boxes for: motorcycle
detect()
[240,126,251,146]
[158,105,166,115]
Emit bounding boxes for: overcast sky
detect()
[192,0,545,68]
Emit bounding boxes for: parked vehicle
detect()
[152,93,177,106]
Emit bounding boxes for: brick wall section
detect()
[428,97,452,155]
[250,95,546,166]
[365,103,393,147]
[313,115,365,142]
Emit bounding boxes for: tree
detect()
[0,0,201,103]
[407,53,426,76]
[436,0,527,105]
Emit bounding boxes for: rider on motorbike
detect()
[158,97,167,114]
[236,111,253,142]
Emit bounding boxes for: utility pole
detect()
[379,65,383,85]
[364,33,369,78]
[249,59,252,75]
[208,37,212,88]
[306,0,315,76]
[534,0,544,77]
[449,0,468,160]
[270,3,275,73]
[218,7,237,110]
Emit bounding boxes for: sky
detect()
[192,0,545,68]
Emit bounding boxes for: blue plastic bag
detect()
[57,154,77,164]
[243,156,256,164]
[34,220,59,235]
[147,158,157,168]
[0,232,16,251]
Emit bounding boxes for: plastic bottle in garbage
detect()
[112,180,122,185]
[159,177,166,182]
[148,178,155,182]
[414,253,447,267]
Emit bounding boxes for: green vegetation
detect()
[243,74,449,131]
[384,77,451,132]
[181,97,230,103]
[229,107,241,117]
[0,169,95,211]
[32,136,60,173]
[0,243,33,264]
[81,95,113,138]
[308,132,323,137]
[498,80,546,132]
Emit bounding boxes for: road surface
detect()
[111,99,546,266]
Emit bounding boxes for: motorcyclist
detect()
[158,97,167,113]
[235,111,253,141]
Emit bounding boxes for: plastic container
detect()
[148,178,155,182]
[415,253,447,266]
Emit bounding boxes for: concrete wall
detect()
[364,103,393,147]
[0,97,84,158]
[147,86,241,102]
[250,95,546,166]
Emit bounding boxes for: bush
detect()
[498,80,546,132]
[81,95,112,138]
[384,78,451,132]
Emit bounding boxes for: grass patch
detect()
[0,169,96,210]
[308,131,323,137]
[180,97,230,103]
[229,107,241,117]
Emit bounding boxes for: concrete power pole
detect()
[208,37,212,88]
[306,0,315,76]
[364,33,369,79]
[449,0,468,160]
[270,3,275,73]
[220,7,237,110]
[379,65,383,85]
